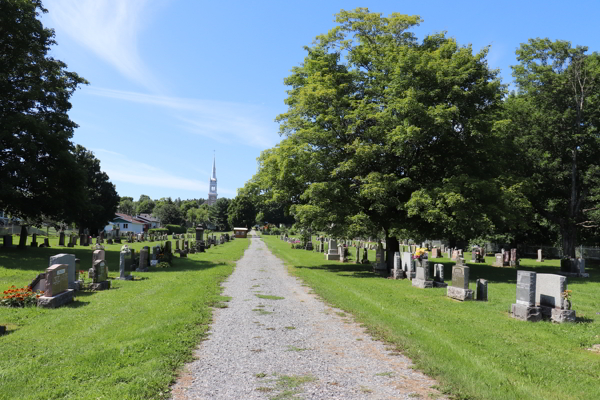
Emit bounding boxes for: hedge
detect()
[165,225,186,234]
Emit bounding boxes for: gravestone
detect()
[431,248,440,258]
[447,266,473,301]
[402,252,415,279]
[49,253,80,290]
[361,248,369,264]
[325,239,340,261]
[31,233,38,247]
[59,232,65,246]
[37,264,74,308]
[374,245,386,274]
[175,240,180,251]
[576,258,588,277]
[137,249,149,272]
[511,270,541,322]
[451,250,458,261]
[535,273,576,323]
[3,235,13,248]
[393,252,402,279]
[412,259,433,288]
[339,246,346,262]
[305,241,313,251]
[510,248,518,267]
[476,279,488,301]
[494,253,503,267]
[433,264,447,287]
[536,249,544,262]
[117,246,133,280]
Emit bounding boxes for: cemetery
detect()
[0,231,247,399]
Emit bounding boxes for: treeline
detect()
[231,8,600,262]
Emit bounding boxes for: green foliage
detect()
[0,0,88,223]
[209,198,231,231]
[227,191,256,229]
[136,199,155,215]
[165,224,186,234]
[118,198,135,216]
[153,203,183,225]
[502,39,600,255]
[70,145,120,234]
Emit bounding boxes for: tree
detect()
[0,0,88,223]
[70,145,120,234]
[153,202,183,225]
[503,39,600,257]
[210,198,231,231]
[228,191,256,229]
[269,8,507,268]
[136,199,155,215]
[118,197,135,215]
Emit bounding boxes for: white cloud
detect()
[47,0,161,91]
[86,87,278,149]
[93,149,237,196]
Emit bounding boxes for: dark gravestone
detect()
[138,249,149,271]
[3,235,12,247]
[31,233,38,247]
[516,270,536,306]
[45,264,69,297]
[59,232,65,246]
[43,238,50,247]
[476,279,488,301]
[18,225,28,248]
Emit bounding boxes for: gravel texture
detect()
[171,234,446,399]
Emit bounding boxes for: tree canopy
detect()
[0,0,88,223]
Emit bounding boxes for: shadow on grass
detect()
[295,262,379,279]
[65,300,90,309]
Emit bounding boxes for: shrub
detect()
[165,225,186,234]
[156,262,171,268]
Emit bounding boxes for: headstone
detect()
[374,245,386,273]
[49,253,78,290]
[447,266,473,300]
[31,233,38,247]
[338,246,345,262]
[431,248,440,258]
[45,264,69,297]
[433,263,444,283]
[175,240,180,251]
[92,249,105,264]
[412,259,433,289]
[393,252,402,279]
[118,246,133,280]
[451,250,458,261]
[510,248,518,267]
[43,238,50,247]
[325,239,340,261]
[476,279,488,301]
[577,258,587,277]
[536,249,543,262]
[494,253,503,267]
[59,232,65,246]
[511,270,541,322]
[535,274,567,309]
[138,249,149,272]
[361,248,369,264]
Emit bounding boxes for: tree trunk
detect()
[18,225,28,248]
[561,222,577,259]
[385,232,399,273]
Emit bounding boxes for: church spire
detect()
[208,151,218,206]
[211,152,217,180]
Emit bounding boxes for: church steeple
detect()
[208,152,218,206]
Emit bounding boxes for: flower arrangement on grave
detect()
[412,248,428,260]
[561,289,572,309]
[156,261,171,268]
[1,286,43,308]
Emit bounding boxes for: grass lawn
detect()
[0,235,249,400]
[263,235,600,400]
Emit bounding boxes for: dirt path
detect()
[171,234,445,399]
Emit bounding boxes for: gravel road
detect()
[171,234,445,400]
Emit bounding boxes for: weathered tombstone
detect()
[92,249,105,265]
[511,271,541,322]
[577,258,588,277]
[510,248,518,267]
[355,246,361,264]
[338,246,346,262]
[137,249,149,272]
[494,253,503,267]
[393,252,403,279]
[37,264,74,308]
[43,237,50,247]
[433,264,447,287]
[535,273,575,322]
[412,259,433,288]
[447,266,473,301]
[325,239,340,261]
[49,253,79,290]
[117,246,133,280]
[402,252,415,279]
[165,241,172,254]
[58,231,65,246]
[476,279,488,301]
[451,250,458,261]
[361,247,369,264]
[536,249,543,262]
[31,233,38,247]
[374,245,386,274]
[306,241,313,251]
[431,248,441,258]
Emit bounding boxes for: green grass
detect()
[263,235,600,400]
[0,236,249,400]
[256,294,285,300]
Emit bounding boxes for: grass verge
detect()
[263,235,600,400]
[0,236,249,400]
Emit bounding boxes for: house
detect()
[105,213,147,234]
[136,213,161,229]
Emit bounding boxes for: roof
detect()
[114,213,146,225]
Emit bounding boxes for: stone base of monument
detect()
[69,280,84,291]
[325,254,340,261]
[90,281,111,291]
[511,303,542,322]
[412,278,433,289]
[116,275,134,281]
[37,289,75,308]
[540,305,576,323]
[433,281,448,288]
[447,286,474,301]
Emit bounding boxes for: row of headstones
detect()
[512,270,576,323]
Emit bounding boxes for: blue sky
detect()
[41,0,600,202]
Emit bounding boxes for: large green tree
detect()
[0,0,88,223]
[503,38,600,256]
[209,198,231,231]
[227,190,256,229]
[71,145,120,234]
[268,8,509,267]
